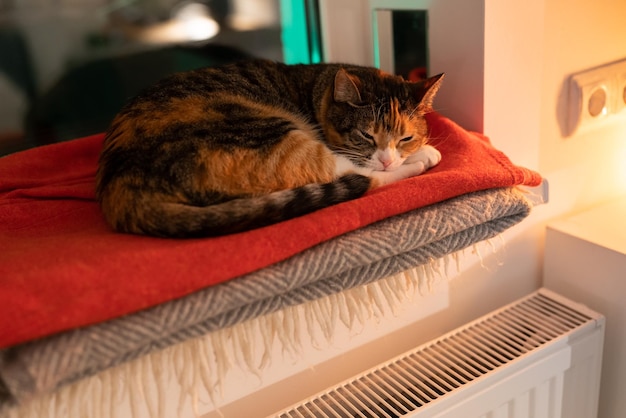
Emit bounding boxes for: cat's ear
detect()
[414,73,444,111]
[334,69,362,105]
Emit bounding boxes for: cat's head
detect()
[322,67,443,172]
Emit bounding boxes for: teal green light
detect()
[279,0,322,64]
[304,0,322,63]
[371,10,381,69]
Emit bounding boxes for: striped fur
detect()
[96,60,443,237]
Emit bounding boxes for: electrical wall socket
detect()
[567,58,626,136]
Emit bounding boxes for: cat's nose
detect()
[381,159,392,169]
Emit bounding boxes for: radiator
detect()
[270,288,605,418]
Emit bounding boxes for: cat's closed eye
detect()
[358,130,375,142]
[399,136,413,143]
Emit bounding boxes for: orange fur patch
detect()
[107,96,224,148]
[194,131,336,195]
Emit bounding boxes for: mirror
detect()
[373,8,428,80]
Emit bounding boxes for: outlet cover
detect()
[567,58,626,136]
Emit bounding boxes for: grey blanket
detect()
[0,187,533,409]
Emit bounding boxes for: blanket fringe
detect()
[7,240,504,418]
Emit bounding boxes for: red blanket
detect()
[0,113,541,348]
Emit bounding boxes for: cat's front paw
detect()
[405,145,441,170]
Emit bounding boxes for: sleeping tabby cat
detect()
[96,59,444,237]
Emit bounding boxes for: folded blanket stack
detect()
[0,112,542,412]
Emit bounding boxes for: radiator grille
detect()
[273,290,596,418]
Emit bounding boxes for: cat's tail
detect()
[130,174,371,238]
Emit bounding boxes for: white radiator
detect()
[270,288,605,418]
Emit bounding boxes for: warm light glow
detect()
[229,0,279,30]
[617,144,626,190]
[179,16,220,41]
[610,117,626,194]
[133,2,220,44]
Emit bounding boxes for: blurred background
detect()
[0,0,324,155]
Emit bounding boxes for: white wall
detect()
[539,0,626,214]
[483,0,545,170]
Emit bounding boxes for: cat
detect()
[95,59,444,237]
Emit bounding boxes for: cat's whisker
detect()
[364,160,379,171]
[376,101,386,124]
[335,150,367,161]
[408,105,420,120]
[430,133,452,148]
